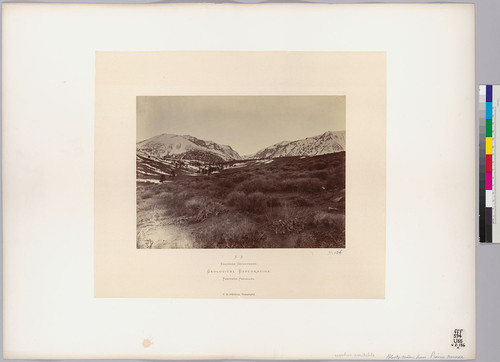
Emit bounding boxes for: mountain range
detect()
[137,130,345,162]
[137,133,241,163]
[249,131,345,159]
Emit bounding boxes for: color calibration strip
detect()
[480,85,500,243]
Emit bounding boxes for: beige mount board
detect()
[95,51,386,299]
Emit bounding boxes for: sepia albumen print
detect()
[136,96,346,249]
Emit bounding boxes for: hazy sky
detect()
[137,96,345,155]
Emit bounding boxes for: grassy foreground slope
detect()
[137,152,345,249]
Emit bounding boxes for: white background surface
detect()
[1,2,489,361]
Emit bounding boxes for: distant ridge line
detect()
[137,130,345,161]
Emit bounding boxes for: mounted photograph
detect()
[136,96,346,249]
[96,51,385,298]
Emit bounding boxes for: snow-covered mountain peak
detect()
[137,133,241,162]
[249,130,345,159]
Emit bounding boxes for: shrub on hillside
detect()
[265,196,281,207]
[161,192,189,214]
[185,196,227,222]
[218,178,237,189]
[292,196,312,207]
[311,170,329,180]
[313,212,344,227]
[194,215,266,248]
[246,192,267,213]
[235,176,267,193]
[307,160,328,170]
[265,202,308,235]
[225,191,247,208]
[141,189,155,199]
[226,190,281,213]
[229,173,249,184]
[281,178,322,193]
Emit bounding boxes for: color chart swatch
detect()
[480,85,500,243]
